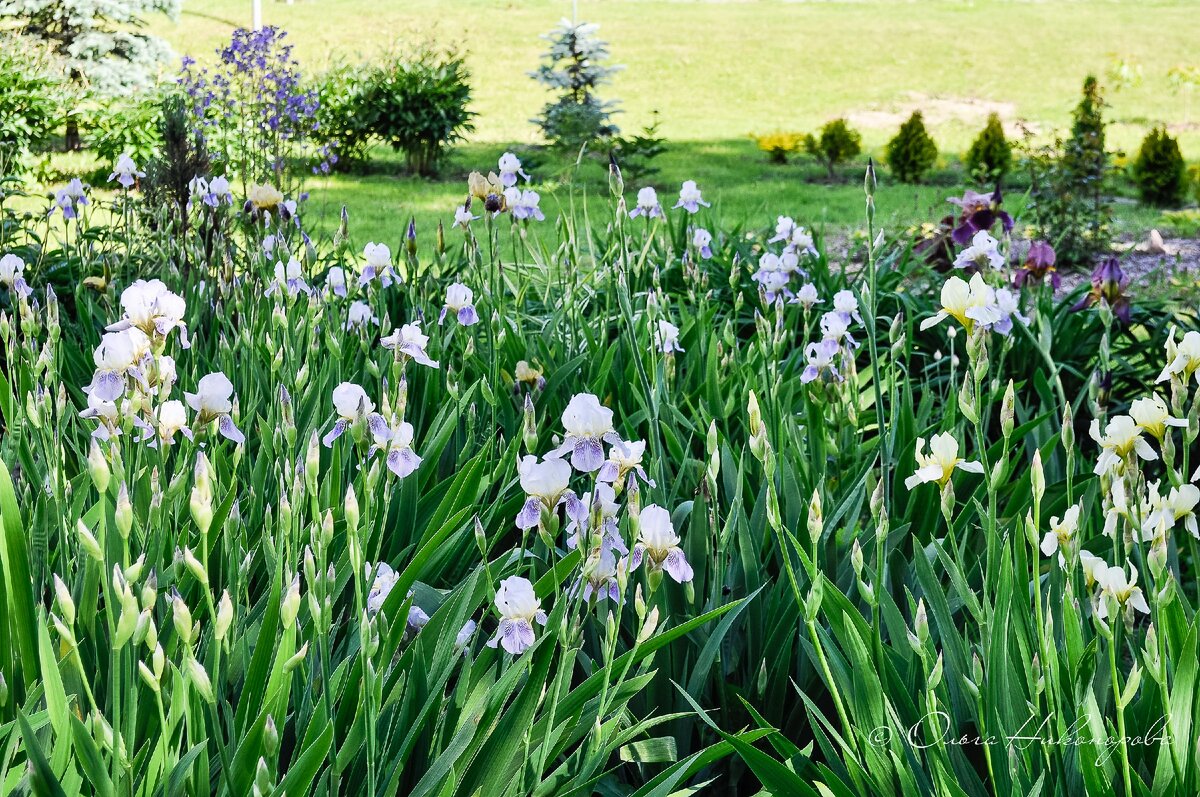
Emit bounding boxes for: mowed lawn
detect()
[137,0,1198,243]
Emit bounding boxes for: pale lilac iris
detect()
[487,576,546,655]
[497,152,529,187]
[323,382,386,447]
[801,338,842,384]
[0,254,33,298]
[629,187,662,219]
[371,417,422,479]
[381,322,439,369]
[108,154,144,189]
[515,455,579,530]
[630,504,693,583]
[439,283,479,326]
[673,180,710,213]
[184,372,245,444]
[551,393,620,472]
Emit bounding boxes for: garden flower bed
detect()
[0,146,1197,795]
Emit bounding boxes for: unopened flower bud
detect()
[345,484,360,536]
[172,592,194,646]
[281,574,301,628]
[928,651,944,690]
[88,439,110,494]
[807,490,823,547]
[914,599,929,645]
[77,521,103,562]
[53,574,75,626]
[1000,380,1015,439]
[1031,450,1045,503]
[181,546,207,585]
[186,656,215,703]
[264,716,280,756]
[284,641,309,672]
[215,590,233,643]
[850,540,864,577]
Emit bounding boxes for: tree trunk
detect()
[65,118,82,152]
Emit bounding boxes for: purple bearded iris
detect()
[1013,241,1059,290]
[1071,257,1132,325]
[948,187,1013,246]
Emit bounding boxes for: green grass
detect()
[140,0,1199,242]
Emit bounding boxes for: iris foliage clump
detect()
[0,89,1199,797]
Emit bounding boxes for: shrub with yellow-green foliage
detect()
[752,131,804,164]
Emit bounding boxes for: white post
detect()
[251,0,262,30]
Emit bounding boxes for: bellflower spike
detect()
[674,180,710,213]
[185,372,244,444]
[631,504,693,583]
[440,283,480,326]
[904,433,984,489]
[487,576,546,655]
[551,393,620,472]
